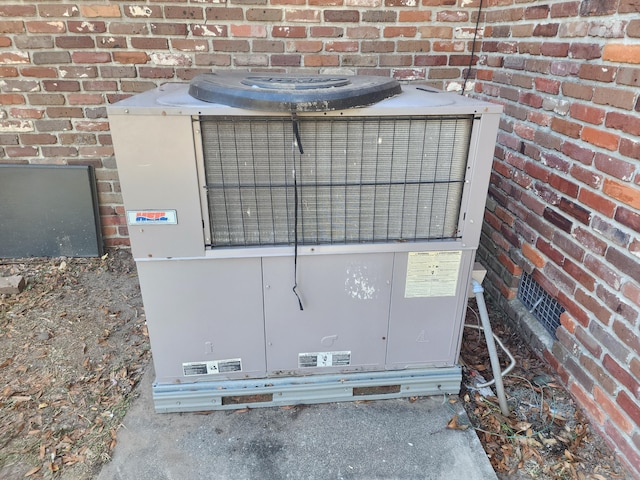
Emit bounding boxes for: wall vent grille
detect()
[201,115,473,247]
[517,272,565,338]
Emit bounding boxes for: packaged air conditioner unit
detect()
[107,73,502,413]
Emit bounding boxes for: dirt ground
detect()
[0,250,633,479]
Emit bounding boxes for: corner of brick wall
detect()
[475,1,640,476]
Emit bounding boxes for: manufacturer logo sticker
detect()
[126,210,177,225]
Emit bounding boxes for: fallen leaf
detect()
[0,357,14,369]
[24,466,41,477]
[447,414,469,431]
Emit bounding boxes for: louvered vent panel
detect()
[201,116,473,247]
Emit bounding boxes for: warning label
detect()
[182,358,242,376]
[404,251,462,298]
[299,351,351,368]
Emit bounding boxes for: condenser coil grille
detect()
[200,115,474,247]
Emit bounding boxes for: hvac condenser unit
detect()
[108,73,501,412]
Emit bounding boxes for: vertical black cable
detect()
[461,0,483,95]
[291,113,304,311]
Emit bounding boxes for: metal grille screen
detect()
[200,115,473,247]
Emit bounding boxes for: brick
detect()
[150,23,187,36]
[254,40,284,53]
[578,189,615,217]
[534,182,560,205]
[325,41,358,52]
[56,36,95,49]
[622,280,640,307]
[79,5,121,17]
[522,243,546,268]
[558,198,591,225]
[139,67,174,79]
[533,23,559,37]
[324,10,359,22]
[362,10,398,23]
[397,40,430,53]
[595,386,634,433]
[537,238,565,265]
[612,319,640,357]
[100,66,136,78]
[26,21,65,33]
[212,39,250,52]
[124,5,162,18]
[605,111,640,136]
[551,1,579,17]
[233,54,269,67]
[310,26,343,37]
[581,126,619,151]
[346,26,380,39]
[604,355,640,398]
[384,26,417,38]
[579,64,617,83]
[569,103,604,125]
[398,10,430,22]
[618,390,640,428]
[594,86,636,109]
[595,153,635,181]
[603,44,640,64]
[563,142,595,166]
[248,8,283,21]
[67,93,103,105]
[606,249,640,296]
[304,55,339,67]
[1,22,25,37]
[620,138,640,161]
[551,117,581,138]
[362,41,394,53]
[14,35,54,49]
[46,107,83,118]
[436,10,468,22]
[576,288,611,324]
[165,6,203,19]
[271,25,308,38]
[71,52,111,63]
[171,39,208,52]
[285,9,320,22]
[0,275,25,294]
[562,82,593,100]
[0,93,24,105]
[592,217,630,247]
[616,207,640,234]
[109,22,147,36]
[6,146,38,157]
[19,66,57,78]
[113,52,149,64]
[543,207,572,233]
[603,178,640,209]
[131,38,168,50]
[535,77,560,94]
[271,54,301,66]
[206,7,244,21]
[97,36,127,49]
[579,0,617,15]
[563,258,595,291]
[597,284,637,324]
[42,80,79,92]
[67,20,105,34]
[10,107,44,119]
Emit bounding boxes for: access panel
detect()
[136,258,267,384]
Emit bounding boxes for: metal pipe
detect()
[472,280,510,416]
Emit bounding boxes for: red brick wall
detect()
[1,0,639,476]
[0,0,485,247]
[474,1,640,477]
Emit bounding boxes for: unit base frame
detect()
[153,366,462,413]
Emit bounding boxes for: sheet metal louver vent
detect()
[201,115,473,248]
[518,272,565,338]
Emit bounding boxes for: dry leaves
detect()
[0,251,150,479]
[460,302,631,480]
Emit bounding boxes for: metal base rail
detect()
[153,366,461,413]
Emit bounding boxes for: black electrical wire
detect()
[291,113,304,311]
[461,0,483,95]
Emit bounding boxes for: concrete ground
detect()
[97,368,497,480]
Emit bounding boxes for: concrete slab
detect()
[98,368,497,480]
